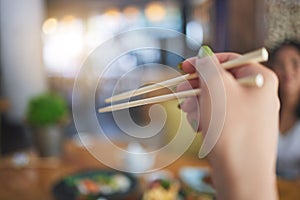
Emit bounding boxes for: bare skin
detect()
[177,52,280,200]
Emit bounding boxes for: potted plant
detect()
[26,93,69,157]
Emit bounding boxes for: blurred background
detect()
[0,0,299,156]
[1,0,300,199]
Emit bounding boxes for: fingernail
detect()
[177,62,183,70]
[191,120,198,132]
[197,45,214,58]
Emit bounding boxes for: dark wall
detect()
[215,0,265,53]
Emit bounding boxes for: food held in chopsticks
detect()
[98,46,268,113]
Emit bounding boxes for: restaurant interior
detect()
[0,0,300,199]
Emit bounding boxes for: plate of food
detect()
[179,167,215,195]
[142,177,214,200]
[52,169,139,200]
[143,178,180,200]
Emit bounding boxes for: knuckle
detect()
[269,70,279,88]
[263,67,279,91]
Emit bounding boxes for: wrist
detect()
[210,159,278,200]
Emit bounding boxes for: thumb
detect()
[196,46,227,88]
[194,46,227,158]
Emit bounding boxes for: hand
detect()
[177,50,280,200]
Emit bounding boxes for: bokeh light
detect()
[42,18,58,34]
[123,6,140,19]
[145,1,166,22]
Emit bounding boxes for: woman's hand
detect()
[177,48,280,200]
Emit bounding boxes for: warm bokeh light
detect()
[123,6,140,19]
[42,3,182,76]
[104,8,120,17]
[43,18,84,76]
[62,15,76,23]
[145,1,166,22]
[42,18,58,34]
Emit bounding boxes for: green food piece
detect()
[177,62,183,70]
[94,174,113,184]
[64,176,78,186]
[197,45,214,58]
[160,179,171,190]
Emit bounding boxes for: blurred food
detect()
[179,167,215,195]
[75,174,131,195]
[202,175,213,187]
[143,179,179,200]
[142,178,213,200]
[52,170,137,200]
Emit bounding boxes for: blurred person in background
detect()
[270,39,300,180]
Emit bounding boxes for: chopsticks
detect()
[99,88,201,113]
[98,73,264,113]
[105,48,268,103]
[98,47,268,113]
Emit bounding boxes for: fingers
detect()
[181,53,241,74]
[236,64,277,84]
[195,53,227,88]
[214,53,240,63]
[177,51,279,135]
[181,57,196,73]
[180,96,198,112]
[191,52,276,91]
[176,79,199,93]
[214,52,278,90]
[186,111,202,132]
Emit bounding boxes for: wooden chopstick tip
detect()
[261,48,269,61]
[105,98,114,103]
[255,74,264,88]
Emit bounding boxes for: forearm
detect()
[210,157,278,200]
[178,49,280,200]
[209,110,279,199]
[209,141,278,200]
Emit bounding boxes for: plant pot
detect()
[32,125,63,157]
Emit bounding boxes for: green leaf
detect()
[26,93,68,127]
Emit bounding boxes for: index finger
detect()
[181,52,241,73]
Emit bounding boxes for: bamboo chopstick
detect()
[98,74,264,113]
[104,73,198,103]
[220,47,268,69]
[105,48,268,103]
[236,73,264,88]
[99,88,201,113]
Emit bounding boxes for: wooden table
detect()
[0,139,299,200]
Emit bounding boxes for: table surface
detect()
[0,139,299,200]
